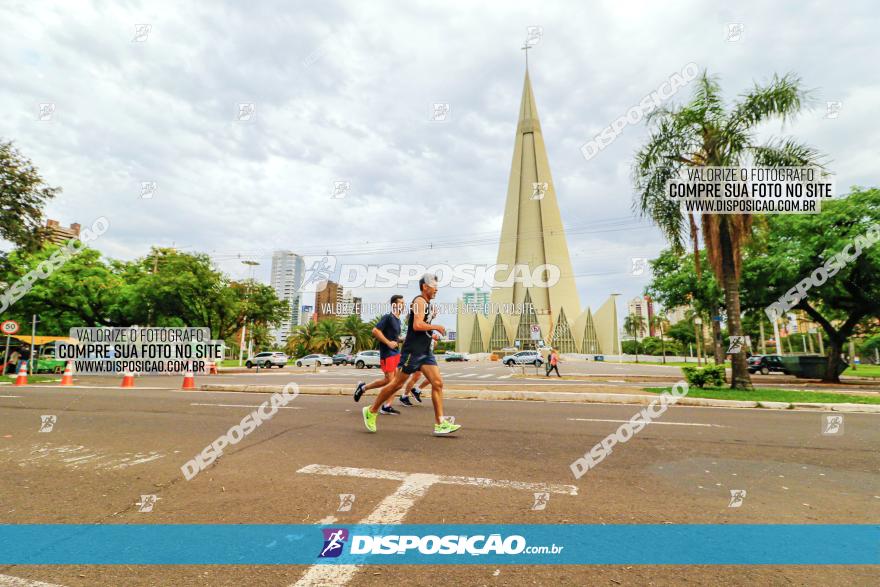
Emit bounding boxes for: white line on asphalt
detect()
[0,574,67,586]
[190,403,302,410]
[292,465,575,586]
[497,374,512,379]
[477,374,493,379]
[0,395,21,398]
[567,418,727,428]
[458,373,477,378]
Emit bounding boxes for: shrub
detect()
[681,365,726,388]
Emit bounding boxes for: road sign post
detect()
[1,320,20,375]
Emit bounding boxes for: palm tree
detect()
[313,318,343,355]
[623,314,646,363]
[633,71,823,389]
[651,313,669,364]
[340,314,373,352]
[286,321,318,356]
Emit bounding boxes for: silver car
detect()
[295,354,333,367]
[502,350,543,366]
[354,350,381,369]
[246,351,288,369]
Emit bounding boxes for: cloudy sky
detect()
[2,0,878,328]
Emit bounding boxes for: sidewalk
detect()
[199,383,880,414]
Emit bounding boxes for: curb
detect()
[198,384,880,414]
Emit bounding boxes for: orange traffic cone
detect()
[120,370,135,388]
[181,365,196,390]
[14,361,28,386]
[60,361,75,386]
[208,361,218,375]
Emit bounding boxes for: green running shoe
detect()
[363,406,377,433]
[433,420,461,435]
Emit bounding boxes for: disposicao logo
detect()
[319,528,349,558]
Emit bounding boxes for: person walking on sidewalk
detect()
[546,348,561,377]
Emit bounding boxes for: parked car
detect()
[444,352,468,362]
[747,354,789,375]
[332,353,354,365]
[295,354,333,367]
[246,352,288,369]
[501,350,543,366]
[353,350,381,369]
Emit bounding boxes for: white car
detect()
[501,350,543,366]
[354,350,381,369]
[295,354,333,367]
[246,351,288,369]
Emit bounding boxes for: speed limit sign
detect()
[1,320,20,335]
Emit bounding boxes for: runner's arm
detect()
[371,326,397,349]
[411,297,445,335]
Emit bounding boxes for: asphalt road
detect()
[37,360,880,394]
[1,383,878,586]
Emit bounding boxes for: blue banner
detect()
[1,524,877,565]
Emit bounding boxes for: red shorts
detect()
[380,354,401,373]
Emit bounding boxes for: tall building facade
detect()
[269,250,305,347]
[44,219,81,245]
[626,296,655,339]
[462,289,491,315]
[315,280,341,321]
[456,68,620,355]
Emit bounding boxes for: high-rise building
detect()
[44,219,81,245]
[626,296,654,339]
[269,250,305,346]
[338,290,362,317]
[315,280,341,321]
[462,289,491,315]
[456,67,620,355]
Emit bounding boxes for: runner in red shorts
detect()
[353,294,405,415]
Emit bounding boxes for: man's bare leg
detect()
[369,369,410,414]
[420,364,444,425]
[364,372,392,392]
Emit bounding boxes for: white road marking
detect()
[458,373,477,379]
[0,395,22,398]
[497,375,512,380]
[477,374,493,379]
[293,465,574,586]
[0,575,67,586]
[9,444,165,470]
[567,418,727,428]
[190,403,302,410]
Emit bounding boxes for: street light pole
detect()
[239,260,260,366]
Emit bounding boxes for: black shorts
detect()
[399,351,438,375]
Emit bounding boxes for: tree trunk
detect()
[798,301,864,384]
[710,310,724,365]
[825,336,845,384]
[719,221,752,390]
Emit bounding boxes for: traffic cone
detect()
[120,370,135,388]
[14,362,28,386]
[181,365,196,390]
[208,361,218,375]
[60,361,75,386]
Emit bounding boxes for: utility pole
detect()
[239,260,260,366]
[759,320,766,354]
[772,315,783,356]
[30,315,38,376]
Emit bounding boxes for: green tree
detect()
[0,140,60,254]
[313,318,343,355]
[340,314,373,352]
[286,321,319,356]
[0,244,129,331]
[623,314,646,362]
[634,71,823,389]
[739,186,880,381]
